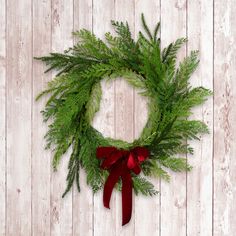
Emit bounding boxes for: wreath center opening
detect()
[92,77,149,143]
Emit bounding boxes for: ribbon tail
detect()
[121,169,133,226]
[103,164,121,209]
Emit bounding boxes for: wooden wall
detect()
[0,0,235,235]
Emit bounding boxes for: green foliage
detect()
[85,82,102,124]
[145,160,171,182]
[159,157,192,172]
[162,38,187,63]
[62,137,80,198]
[133,176,158,196]
[36,14,212,197]
[78,129,105,193]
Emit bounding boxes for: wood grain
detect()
[73,1,93,235]
[32,0,51,235]
[114,0,135,235]
[134,1,161,235]
[0,0,235,235]
[160,0,187,235]
[214,0,236,235]
[50,1,73,235]
[0,0,6,235]
[6,0,32,235]
[187,0,213,235]
[92,0,116,235]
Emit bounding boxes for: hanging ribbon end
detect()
[103,199,110,209]
[104,204,110,209]
[122,218,130,226]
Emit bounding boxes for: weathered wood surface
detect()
[0,0,6,234]
[50,1,74,235]
[187,0,213,235]
[6,0,32,235]
[134,1,160,235]
[214,0,236,235]
[32,0,51,235]
[160,0,187,235]
[73,1,93,236]
[0,0,235,235]
[92,0,116,235]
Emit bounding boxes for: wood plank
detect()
[187,0,213,235]
[0,0,6,234]
[6,0,32,235]
[32,0,51,235]
[92,0,116,235]
[50,1,73,235]
[72,1,93,235]
[160,0,187,235]
[214,0,236,235]
[134,1,161,235]
[113,1,135,235]
[3,1,236,234]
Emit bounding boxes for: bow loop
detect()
[127,147,149,174]
[127,152,141,174]
[96,147,125,169]
[133,146,149,162]
[96,146,117,159]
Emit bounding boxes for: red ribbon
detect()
[96,146,149,226]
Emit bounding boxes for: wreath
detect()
[36,14,212,225]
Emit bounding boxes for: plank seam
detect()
[50,0,52,235]
[159,1,162,234]
[133,1,135,234]
[92,1,95,235]
[114,0,117,234]
[31,0,33,234]
[212,0,215,235]
[186,0,188,235]
[72,0,75,233]
[5,0,7,235]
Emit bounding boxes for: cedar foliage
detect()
[36,14,212,197]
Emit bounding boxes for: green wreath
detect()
[36,14,211,224]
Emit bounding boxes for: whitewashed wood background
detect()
[0,0,235,235]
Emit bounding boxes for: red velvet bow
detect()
[96,146,149,226]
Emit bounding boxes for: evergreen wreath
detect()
[36,14,212,225]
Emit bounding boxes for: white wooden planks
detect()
[6,0,32,235]
[160,0,187,235]
[50,1,73,235]
[114,1,135,235]
[187,0,213,235]
[73,1,93,235]
[0,0,235,235]
[0,0,6,234]
[32,0,51,235]
[92,0,116,235]
[214,0,236,235]
[134,1,161,235]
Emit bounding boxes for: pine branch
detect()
[153,22,160,43]
[62,138,80,197]
[133,176,159,196]
[159,157,192,172]
[162,38,187,63]
[148,160,170,181]
[141,13,153,40]
[85,82,102,123]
